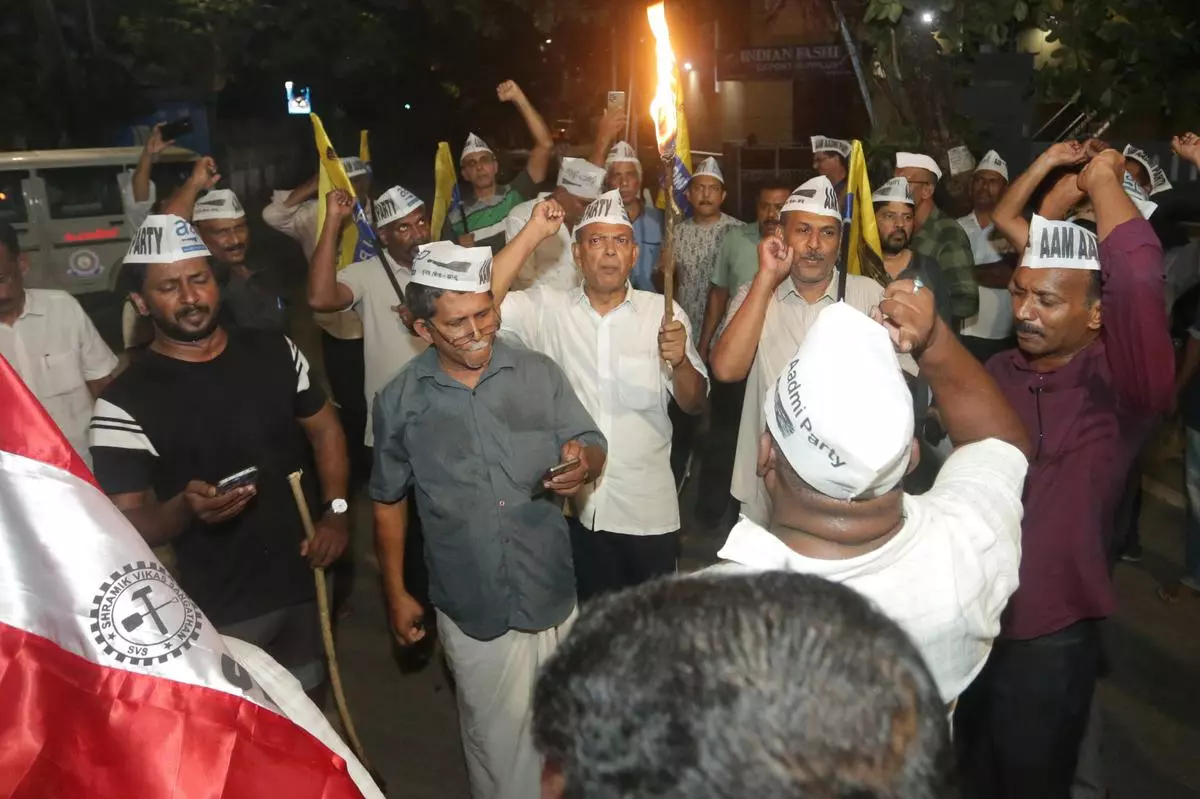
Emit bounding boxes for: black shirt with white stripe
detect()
[90,331,326,626]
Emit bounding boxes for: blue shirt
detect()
[631,205,664,292]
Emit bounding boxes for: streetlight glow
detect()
[920,10,935,24]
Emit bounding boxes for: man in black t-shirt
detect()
[90,212,350,693]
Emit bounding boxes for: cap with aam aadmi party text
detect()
[781,175,841,220]
[975,150,1009,182]
[691,156,725,184]
[577,189,633,231]
[872,177,914,206]
[124,214,212,265]
[340,157,369,179]
[811,136,852,159]
[557,157,607,200]
[1122,145,1173,195]
[411,241,493,293]
[605,141,640,168]
[192,190,245,222]
[374,185,425,228]
[765,302,913,501]
[461,133,494,163]
[1121,171,1158,219]
[896,152,944,182]
[1020,215,1101,271]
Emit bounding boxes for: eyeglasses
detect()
[584,233,633,250]
[462,155,496,169]
[429,312,499,346]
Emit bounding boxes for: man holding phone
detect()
[491,191,708,602]
[90,212,351,696]
[371,241,606,799]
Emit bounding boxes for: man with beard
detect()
[165,165,288,335]
[958,151,1018,363]
[444,80,555,254]
[604,141,663,292]
[89,214,351,694]
[693,180,792,528]
[502,157,608,291]
[711,176,912,525]
[370,242,606,799]
[873,177,950,321]
[954,143,1174,798]
[0,222,117,467]
[895,152,978,325]
[489,191,708,602]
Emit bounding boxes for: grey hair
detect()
[533,571,955,799]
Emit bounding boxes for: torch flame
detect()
[647,2,678,156]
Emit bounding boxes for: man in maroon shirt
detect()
[956,144,1174,798]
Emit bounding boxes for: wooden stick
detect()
[661,153,678,322]
[286,471,374,776]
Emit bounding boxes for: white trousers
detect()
[438,608,577,799]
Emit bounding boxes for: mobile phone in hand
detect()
[542,457,581,483]
[159,117,193,142]
[216,466,258,494]
[607,91,626,116]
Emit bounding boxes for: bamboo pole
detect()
[661,153,677,323]
[286,471,377,783]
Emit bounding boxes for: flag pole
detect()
[286,471,385,791]
[661,153,677,322]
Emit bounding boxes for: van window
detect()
[0,171,28,225]
[43,166,125,220]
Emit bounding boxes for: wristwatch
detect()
[323,498,349,515]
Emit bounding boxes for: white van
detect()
[0,146,198,345]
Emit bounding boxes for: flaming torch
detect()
[648,1,680,322]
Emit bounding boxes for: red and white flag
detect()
[0,354,383,799]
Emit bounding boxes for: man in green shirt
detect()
[698,180,793,362]
[443,80,555,253]
[895,152,979,323]
[694,180,792,529]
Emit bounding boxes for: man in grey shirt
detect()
[370,241,606,799]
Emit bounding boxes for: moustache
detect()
[1015,321,1043,336]
[175,305,210,321]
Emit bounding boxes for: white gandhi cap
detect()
[461,133,494,162]
[810,136,852,159]
[896,152,944,182]
[975,150,1009,182]
[374,185,425,228]
[871,177,914,206]
[691,156,725,184]
[1122,144,1173,195]
[577,189,633,232]
[557,157,607,200]
[124,214,212,265]
[192,189,245,222]
[765,302,914,500]
[411,241,493,293]
[781,175,842,220]
[341,157,369,179]
[1020,215,1101,271]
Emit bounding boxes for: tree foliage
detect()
[858,0,1200,152]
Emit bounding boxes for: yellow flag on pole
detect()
[311,114,376,269]
[845,140,883,277]
[359,130,371,165]
[431,142,457,242]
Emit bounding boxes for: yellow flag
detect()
[312,114,374,269]
[359,129,371,165]
[655,65,694,212]
[846,140,883,277]
[431,142,457,241]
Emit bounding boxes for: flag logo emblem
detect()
[90,561,202,667]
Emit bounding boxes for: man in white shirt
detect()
[715,290,1030,705]
[307,185,430,448]
[502,157,608,292]
[492,190,709,601]
[958,150,1018,363]
[710,175,902,526]
[0,223,118,466]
